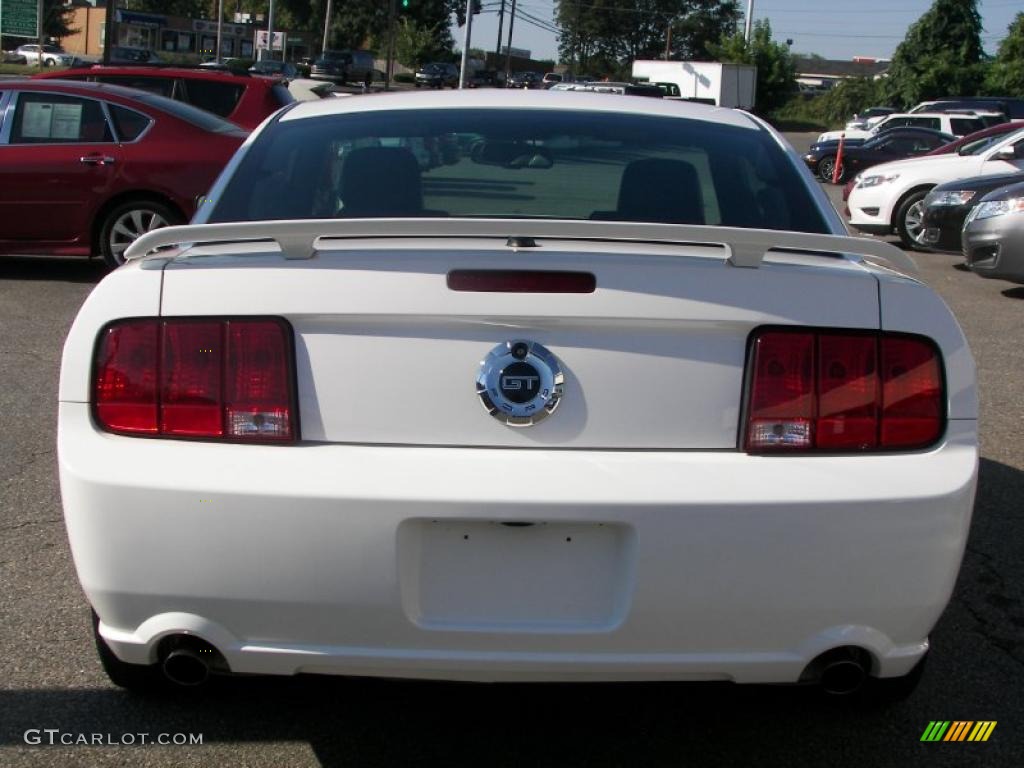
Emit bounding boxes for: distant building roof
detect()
[793,56,889,79]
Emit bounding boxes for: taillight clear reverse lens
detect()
[745,329,943,453]
[94,318,295,442]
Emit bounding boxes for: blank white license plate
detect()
[397,520,635,632]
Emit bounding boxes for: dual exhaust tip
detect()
[805,647,872,696]
[158,636,224,687]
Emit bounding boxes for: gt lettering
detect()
[501,375,539,391]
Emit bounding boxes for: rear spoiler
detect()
[123,218,917,275]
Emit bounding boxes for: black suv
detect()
[415,63,459,89]
[311,50,376,87]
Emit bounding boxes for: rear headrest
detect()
[616,158,705,225]
[340,147,423,217]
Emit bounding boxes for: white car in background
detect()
[818,112,984,144]
[848,127,1024,248]
[15,44,73,67]
[59,91,977,702]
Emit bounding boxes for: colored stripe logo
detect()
[920,721,997,742]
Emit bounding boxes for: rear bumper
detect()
[58,404,978,683]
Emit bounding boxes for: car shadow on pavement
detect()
[1001,287,1024,299]
[0,678,927,766]
[0,256,107,284]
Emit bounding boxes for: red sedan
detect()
[0,80,247,267]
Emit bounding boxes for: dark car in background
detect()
[33,66,293,130]
[0,81,246,267]
[962,179,1024,283]
[920,171,1024,252]
[804,127,953,183]
[311,50,375,87]
[507,71,542,89]
[415,63,459,89]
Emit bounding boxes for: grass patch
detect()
[0,63,58,75]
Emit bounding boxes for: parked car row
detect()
[842,117,1024,283]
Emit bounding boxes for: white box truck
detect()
[631,60,757,109]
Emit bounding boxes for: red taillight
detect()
[745,329,943,453]
[94,318,295,442]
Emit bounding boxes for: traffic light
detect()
[400,0,410,9]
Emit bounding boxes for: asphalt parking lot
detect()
[0,132,1021,767]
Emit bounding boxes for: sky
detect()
[451,0,1022,64]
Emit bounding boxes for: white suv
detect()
[818,112,984,144]
[848,127,1024,248]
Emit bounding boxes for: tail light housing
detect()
[744,328,944,453]
[93,317,297,442]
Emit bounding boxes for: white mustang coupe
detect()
[58,90,978,701]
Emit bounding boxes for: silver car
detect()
[963,178,1024,284]
[15,44,73,67]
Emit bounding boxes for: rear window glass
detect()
[102,85,242,134]
[97,75,174,98]
[178,80,243,117]
[951,118,982,135]
[109,104,152,141]
[208,108,830,234]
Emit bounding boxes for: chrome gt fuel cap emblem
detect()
[476,340,564,427]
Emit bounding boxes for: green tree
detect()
[555,1,740,75]
[883,0,985,108]
[985,13,1024,97]
[395,18,450,69]
[44,0,79,40]
[708,19,796,114]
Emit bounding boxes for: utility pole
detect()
[664,20,672,61]
[386,0,396,90]
[263,0,276,62]
[215,0,224,64]
[322,0,333,57]
[574,0,582,78]
[103,0,117,64]
[744,0,754,42]
[458,0,474,89]
[504,0,517,84]
[494,0,505,71]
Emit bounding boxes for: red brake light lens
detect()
[94,320,159,434]
[93,318,295,442]
[745,329,943,453]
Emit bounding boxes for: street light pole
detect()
[215,0,224,64]
[322,0,333,57]
[494,0,505,71]
[264,0,276,62]
[744,0,754,42]
[458,0,474,89]
[504,0,517,84]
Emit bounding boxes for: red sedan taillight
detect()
[744,328,944,453]
[93,318,296,442]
